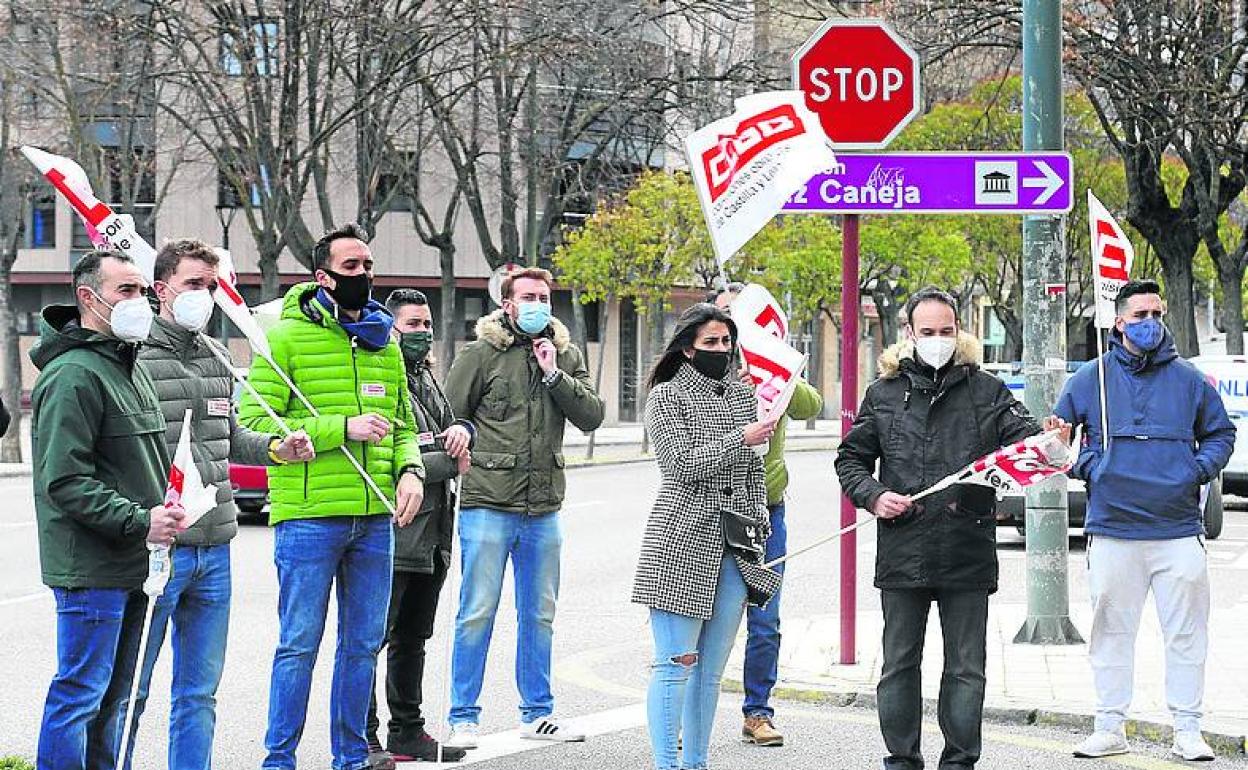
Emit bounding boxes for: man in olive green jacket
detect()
[713,283,823,747]
[443,267,604,748]
[30,250,184,770]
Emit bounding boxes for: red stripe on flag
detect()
[46,169,111,226]
[219,278,246,307]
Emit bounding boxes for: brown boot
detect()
[742,715,785,746]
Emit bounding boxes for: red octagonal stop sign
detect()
[792,19,921,150]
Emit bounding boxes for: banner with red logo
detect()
[20,146,158,282]
[1088,189,1134,328]
[911,427,1079,501]
[685,91,837,264]
[732,284,808,421]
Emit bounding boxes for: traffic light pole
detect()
[1015,0,1083,645]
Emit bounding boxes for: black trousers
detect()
[878,588,989,770]
[367,562,447,745]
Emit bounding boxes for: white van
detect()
[1190,355,1248,497]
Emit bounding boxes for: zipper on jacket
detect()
[350,337,370,513]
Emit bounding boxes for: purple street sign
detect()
[782,152,1074,214]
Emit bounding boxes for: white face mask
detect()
[914,335,957,370]
[170,288,214,332]
[89,292,154,343]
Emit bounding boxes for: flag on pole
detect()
[732,283,789,341]
[685,91,837,264]
[732,282,808,421]
[166,409,219,531]
[20,146,158,282]
[911,427,1079,501]
[211,247,274,361]
[1088,189,1134,328]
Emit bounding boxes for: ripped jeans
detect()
[646,557,748,770]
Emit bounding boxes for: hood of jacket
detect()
[29,304,135,371]
[1108,326,1178,371]
[877,331,982,380]
[474,309,571,353]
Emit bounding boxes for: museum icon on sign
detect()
[974,161,1018,205]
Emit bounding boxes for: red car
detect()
[228,378,269,522]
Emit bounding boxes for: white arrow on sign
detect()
[1022,160,1065,206]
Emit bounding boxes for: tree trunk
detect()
[1219,265,1246,355]
[805,317,822,429]
[259,241,282,302]
[871,288,899,348]
[439,242,458,377]
[0,262,22,463]
[1158,249,1199,357]
[585,297,611,461]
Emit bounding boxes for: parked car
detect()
[988,360,1224,539]
[1190,355,1248,497]
[227,377,269,523]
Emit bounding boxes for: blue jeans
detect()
[450,507,561,725]
[263,516,393,770]
[120,545,230,770]
[38,587,147,770]
[647,557,748,770]
[743,502,786,718]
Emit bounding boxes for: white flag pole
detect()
[1095,328,1110,451]
[116,553,167,770]
[435,476,464,767]
[201,335,398,514]
[763,516,876,569]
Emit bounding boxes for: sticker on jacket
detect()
[206,398,231,417]
[418,431,436,446]
[361,383,386,398]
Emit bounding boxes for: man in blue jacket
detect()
[1056,280,1234,762]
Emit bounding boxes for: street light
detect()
[215,202,237,340]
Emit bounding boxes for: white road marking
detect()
[458,703,646,766]
[0,521,34,530]
[562,500,605,510]
[0,590,47,608]
[1231,550,1248,570]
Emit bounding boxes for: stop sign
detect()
[792,19,921,150]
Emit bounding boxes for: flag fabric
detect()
[685,91,837,264]
[165,409,219,530]
[732,283,789,341]
[211,248,274,361]
[1088,189,1134,328]
[912,428,1078,501]
[20,146,158,282]
[732,283,808,421]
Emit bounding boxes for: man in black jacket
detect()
[0,395,9,437]
[835,287,1062,770]
[366,289,475,765]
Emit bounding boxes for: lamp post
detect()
[215,202,237,341]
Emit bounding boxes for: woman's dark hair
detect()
[647,303,738,388]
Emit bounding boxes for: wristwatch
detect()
[268,437,287,465]
[542,369,561,387]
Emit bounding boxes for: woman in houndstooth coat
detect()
[631,303,782,770]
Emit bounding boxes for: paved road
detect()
[3,453,1248,767]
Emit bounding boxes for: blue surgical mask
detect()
[515,301,552,335]
[1123,317,1164,352]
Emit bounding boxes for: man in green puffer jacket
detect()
[122,238,314,770]
[30,249,185,769]
[443,267,604,748]
[712,282,823,747]
[240,223,425,770]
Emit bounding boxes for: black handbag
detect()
[720,508,766,558]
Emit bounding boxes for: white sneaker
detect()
[1073,730,1129,758]
[446,723,479,750]
[520,717,586,742]
[1172,730,1215,761]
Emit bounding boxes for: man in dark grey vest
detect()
[123,238,313,770]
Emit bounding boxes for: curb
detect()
[0,468,30,479]
[721,679,1248,756]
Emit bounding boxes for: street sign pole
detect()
[1015,0,1083,645]
[840,213,860,665]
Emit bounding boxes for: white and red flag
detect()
[20,146,158,281]
[911,427,1080,501]
[211,247,276,361]
[1088,189,1134,328]
[732,284,808,421]
[685,91,837,264]
[165,409,218,530]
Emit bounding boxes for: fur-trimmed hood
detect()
[877,331,982,380]
[474,308,572,352]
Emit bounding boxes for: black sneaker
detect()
[367,736,397,769]
[389,730,468,763]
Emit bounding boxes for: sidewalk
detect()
[725,600,1248,753]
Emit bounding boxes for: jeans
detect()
[263,516,393,770]
[878,588,989,770]
[647,557,748,770]
[38,587,147,770]
[743,502,786,718]
[449,507,561,726]
[1087,536,1209,733]
[118,545,230,770]
[367,562,447,747]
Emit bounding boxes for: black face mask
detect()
[688,349,732,379]
[324,269,373,311]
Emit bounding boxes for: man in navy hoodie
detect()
[1056,280,1234,762]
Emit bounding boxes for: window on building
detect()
[218,155,267,208]
[374,151,415,213]
[27,191,55,248]
[221,18,279,77]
